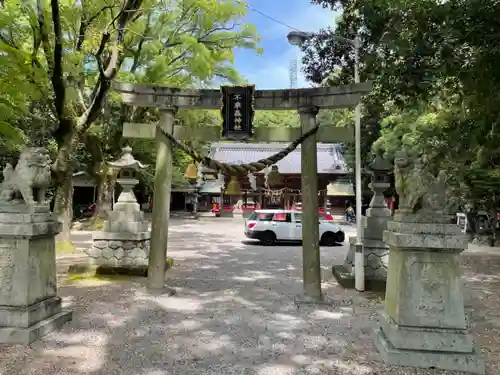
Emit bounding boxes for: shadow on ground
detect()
[242,239,343,247]
[0,220,499,375]
[461,252,500,367]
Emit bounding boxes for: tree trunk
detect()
[92,172,115,223]
[53,173,73,244]
[490,200,497,247]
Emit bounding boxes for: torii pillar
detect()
[113,82,372,298]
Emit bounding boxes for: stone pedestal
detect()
[88,232,150,268]
[374,213,485,374]
[333,233,389,291]
[85,176,151,274]
[0,205,72,344]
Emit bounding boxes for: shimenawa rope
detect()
[157,125,320,175]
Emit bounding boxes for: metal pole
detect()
[353,35,365,292]
[287,29,365,291]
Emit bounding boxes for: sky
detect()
[233,0,338,89]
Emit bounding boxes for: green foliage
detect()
[0,1,51,152]
[317,108,352,128]
[302,0,500,208]
[0,0,261,217]
[254,111,299,128]
[372,104,445,159]
[95,0,260,189]
[117,0,260,86]
[252,108,353,129]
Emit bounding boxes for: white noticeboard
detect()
[456,213,467,233]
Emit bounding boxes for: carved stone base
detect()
[332,265,387,292]
[380,312,475,352]
[332,236,389,292]
[375,217,485,373]
[0,203,50,214]
[104,211,149,233]
[0,210,72,344]
[0,211,61,236]
[375,327,485,374]
[0,297,72,344]
[86,231,151,270]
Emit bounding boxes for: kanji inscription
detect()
[221,85,255,140]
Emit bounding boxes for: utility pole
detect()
[289,58,298,89]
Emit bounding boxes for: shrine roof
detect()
[209,142,347,174]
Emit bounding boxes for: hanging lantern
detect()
[184,163,198,180]
[225,175,242,196]
[266,165,282,188]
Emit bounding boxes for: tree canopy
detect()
[0,0,260,235]
[301,0,500,209]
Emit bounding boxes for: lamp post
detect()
[287,30,365,292]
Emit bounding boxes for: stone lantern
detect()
[333,151,393,291]
[106,146,148,228]
[366,152,393,215]
[86,146,151,274]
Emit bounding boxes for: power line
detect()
[234,0,302,32]
[122,1,303,32]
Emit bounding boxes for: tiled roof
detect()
[209,142,346,174]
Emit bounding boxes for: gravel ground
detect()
[0,218,499,375]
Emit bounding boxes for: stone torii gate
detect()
[113,81,372,301]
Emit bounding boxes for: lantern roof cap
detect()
[108,146,148,170]
[367,152,392,173]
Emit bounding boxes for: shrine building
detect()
[196,142,355,213]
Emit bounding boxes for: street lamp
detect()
[287,30,365,292]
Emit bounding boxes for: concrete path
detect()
[0,219,498,374]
